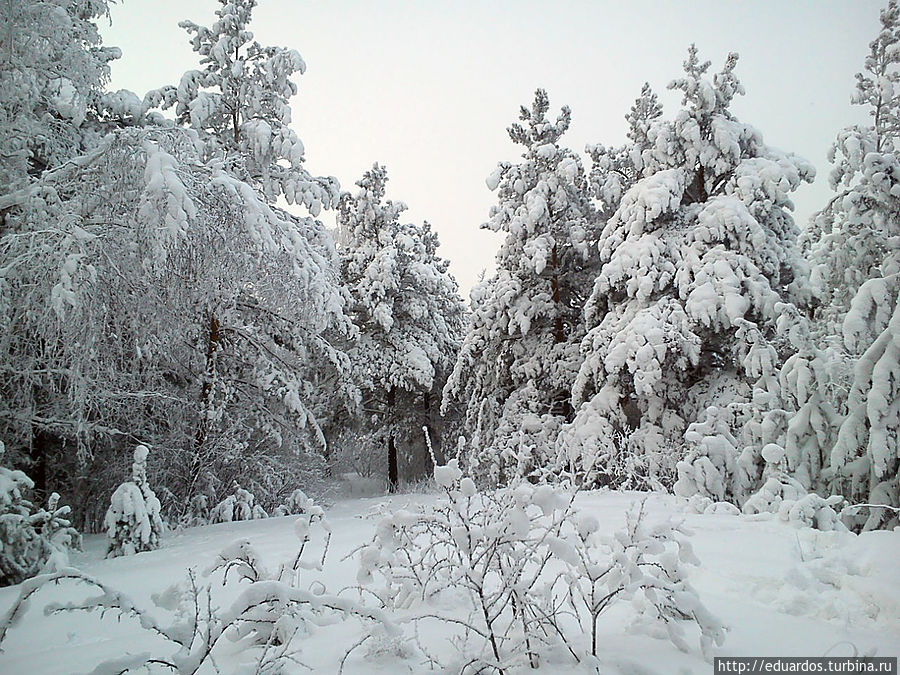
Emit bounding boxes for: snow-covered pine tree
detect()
[443,89,596,484]
[0,0,120,192]
[805,0,900,330]
[104,444,164,557]
[147,0,338,212]
[565,48,814,494]
[586,83,663,225]
[0,440,80,585]
[338,164,466,490]
[803,1,900,530]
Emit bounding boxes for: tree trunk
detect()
[188,313,220,507]
[387,386,398,492]
[29,427,50,500]
[422,390,435,475]
[195,313,220,452]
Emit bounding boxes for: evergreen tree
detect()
[584,83,662,225]
[0,440,80,585]
[148,0,338,211]
[443,89,596,483]
[803,1,900,530]
[564,48,814,494]
[338,164,466,490]
[0,0,120,192]
[105,444,163,557]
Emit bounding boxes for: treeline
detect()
[1,0,898,537]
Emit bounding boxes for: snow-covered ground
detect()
[0,489,897,674]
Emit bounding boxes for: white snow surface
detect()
[0,490,897,674]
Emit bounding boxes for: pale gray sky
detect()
[101,1,879,298]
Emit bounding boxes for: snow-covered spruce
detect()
[566,47,814,495]
[104,444,164,558]
[338,164,466,489]
[353,460,724,669]
[0,441,81,586]
[443,89,597,483]
[802,0,900,530]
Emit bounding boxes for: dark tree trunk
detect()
[29,427,50,500]
[194,313,220,453]
[387,386,398,492]
[386,387,399,491]
[388,435,398,493]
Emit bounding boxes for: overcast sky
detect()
[100,1,880,298]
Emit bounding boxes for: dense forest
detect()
[2,0,900,588]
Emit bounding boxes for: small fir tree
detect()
[0,441,80,586]
[104,444,164,557]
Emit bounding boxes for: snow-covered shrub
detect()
[352,461,723,670]
[104,444,164,558]
[0,441,81,586]
[682,495,742,516]
[273,488,318,517]
[562,501,726,661]
[0,493,393,672]
[208,481,269,524]
[779,494,848,532]
[742,444,847,531]
[674,406,757,506]
[557,392,678,490]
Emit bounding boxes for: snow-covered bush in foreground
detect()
[0,494,392,672]
[352,460,724,671]
[104,444,164,558]
[0,441,80,586]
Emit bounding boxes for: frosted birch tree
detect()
[0,0,120,192]
[0,126,351,525]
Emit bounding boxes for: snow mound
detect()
[749,528,900,629]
